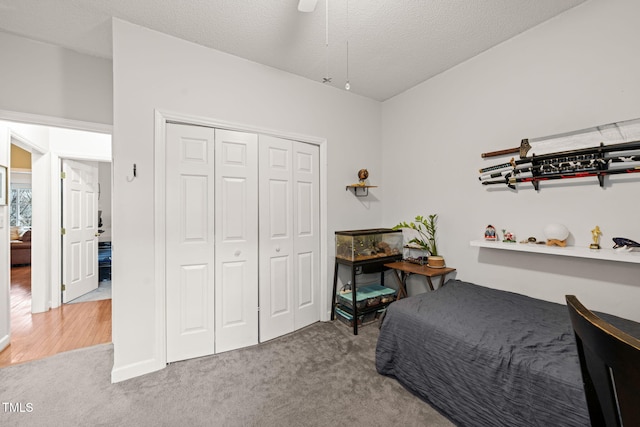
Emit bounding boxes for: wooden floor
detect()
[0,266,112,368]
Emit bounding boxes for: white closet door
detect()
[259,135,295,342]
[214,129,259,352]
[293,143,320,330]
[166,123,216,363]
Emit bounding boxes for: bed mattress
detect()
[375,279,640,426]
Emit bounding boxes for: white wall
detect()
[49,128,111,161]
[0,31,113,126]
[0,126,10,352]
[0,30,112,318]
[98,163,112,242]
[381,0,640,321]
[112,19,383,381]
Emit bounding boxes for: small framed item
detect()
[0,165,7,206]
[484,224,498,241]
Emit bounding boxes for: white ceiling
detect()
[0,0,586,101]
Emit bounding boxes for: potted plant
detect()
[393,214,445,267]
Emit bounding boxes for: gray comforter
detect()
[376,279,640,426]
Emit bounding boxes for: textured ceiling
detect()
[0,0,586,101]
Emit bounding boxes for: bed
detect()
[376,279,640,426]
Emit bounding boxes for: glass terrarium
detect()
[335,228,402,262]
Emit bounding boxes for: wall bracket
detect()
[346,185,377,197]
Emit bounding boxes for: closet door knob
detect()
[276,247,281,252]
[234,250,241,257]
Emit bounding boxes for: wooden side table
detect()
[384,261,456,298]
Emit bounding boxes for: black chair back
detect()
[566,295,640,427]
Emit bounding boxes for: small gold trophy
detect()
[590,226,602,249]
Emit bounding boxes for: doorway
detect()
[0,118,112,363]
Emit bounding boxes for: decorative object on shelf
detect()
[404,255,428,265]
[544,223,569,247]
[519,236,544,244]
[612,237,640,252]
[481,117,640,159]
[403,244,429,265]
[393,214,439,256]
[484,225,498,241]
[478,139,640,190]
[518,236,540,244]
[590,225,603,249]
[427,256,446,269]
[345,168,377,196]
[501,229,516,243]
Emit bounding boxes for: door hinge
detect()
[61,171,66,179]
[61,227,66,235]
[61,284,66,291]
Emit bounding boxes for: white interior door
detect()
[293,143,320,330]
[166,123,216,363]
[259,135,295,342]
[62,159,99,302]
[214,129,258,353]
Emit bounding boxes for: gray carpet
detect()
[0,321,454,427]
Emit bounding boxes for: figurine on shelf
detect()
[502,229,516,243]
[358,168,369,183]
[612,237,640,252]
[590,225,602,250]
[484,225,498,241]
[348,169,370,190]
[519,236,541,244]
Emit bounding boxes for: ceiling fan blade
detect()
[298,0,318,13]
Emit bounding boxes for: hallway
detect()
[0,266,111,368]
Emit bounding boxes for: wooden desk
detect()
[384,261,456,298]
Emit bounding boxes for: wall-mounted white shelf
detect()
[470,240,640,264]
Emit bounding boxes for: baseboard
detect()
[111,357,165,383]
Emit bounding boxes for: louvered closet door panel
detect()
[166,123,216,363]
[293,143,320,330]
[214,129,259,353]
[259,135,294,342]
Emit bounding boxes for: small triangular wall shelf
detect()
[346,184,377,197]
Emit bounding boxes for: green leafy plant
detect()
[393,214,439,256]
